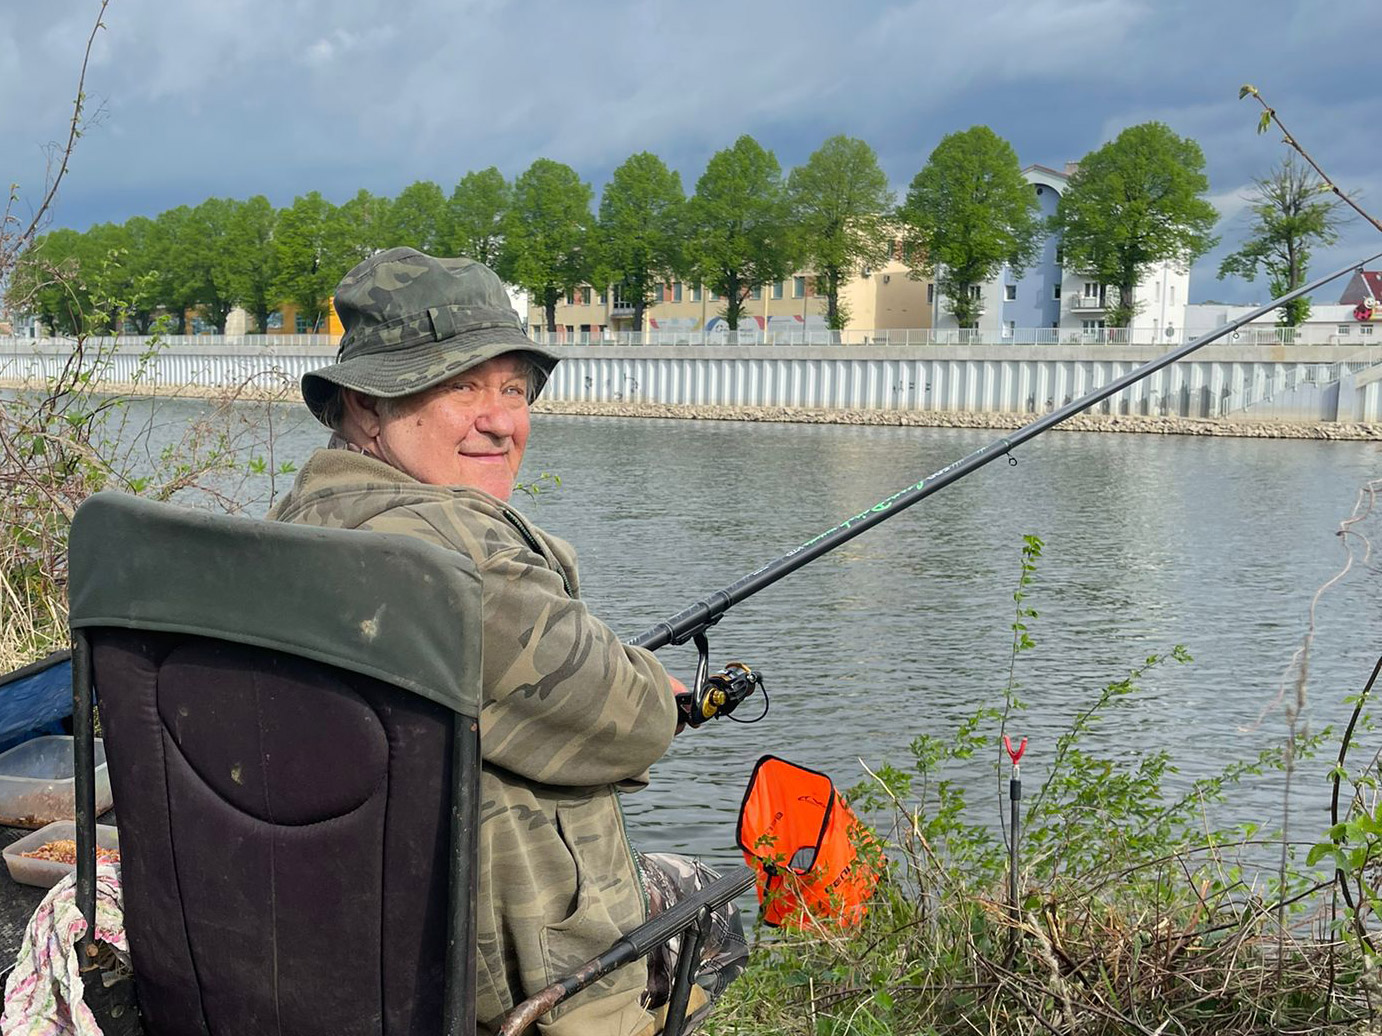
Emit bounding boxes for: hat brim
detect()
[302,326,559,425]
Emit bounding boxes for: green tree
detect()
[150,206,199,333]
[684,134,795,331]
[147,199,238,333]
[221,195,280,334]
[117,216,160,333]
[1053,122,1219,328]
[448,168,510,268]
[385,180,448,253]
[11,229,88,335]
[330,188,392,268]
[1217,155,1343,327]
[504,159,594,332]
[899,126,1042,329]
[272,191,341,330]
[595,152,685,331]
[789,135,894,331]
[196,197,241,333]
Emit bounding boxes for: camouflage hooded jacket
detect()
[267,448,677,1035]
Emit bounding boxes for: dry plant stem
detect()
[6,0,110,266]
[1242,88,1382,235]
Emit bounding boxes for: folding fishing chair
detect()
[66,491,751,1036]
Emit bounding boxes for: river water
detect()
[118,398,1382,873]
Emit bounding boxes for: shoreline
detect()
[3,378,1378,440]
[530,400,1381,440]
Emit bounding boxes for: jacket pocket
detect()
[538,804,646,1021]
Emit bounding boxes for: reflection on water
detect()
[127,401,1382,870]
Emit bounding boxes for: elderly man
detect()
[268,248,744,1036]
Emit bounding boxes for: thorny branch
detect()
[1,0,110,281]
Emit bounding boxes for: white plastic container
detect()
[0,736,111,829]
[3,820,120,889]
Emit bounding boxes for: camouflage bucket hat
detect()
[302,247,559,426]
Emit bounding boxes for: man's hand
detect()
[669,675,688,735]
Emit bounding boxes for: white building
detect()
[934,164,1190,342]
[1183,302,1381,346]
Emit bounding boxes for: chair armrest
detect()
[497,865,755,1036]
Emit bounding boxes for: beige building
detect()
[528,257,932,339]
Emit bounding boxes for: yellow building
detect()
[529,257,931,339]
[225,302,344,338]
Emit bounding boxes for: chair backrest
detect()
[67,492,484,1036]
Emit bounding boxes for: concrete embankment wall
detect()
[1,339,1379,427]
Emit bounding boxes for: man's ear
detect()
[342,389,383,439]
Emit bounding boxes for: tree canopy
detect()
[504,159,594,332]
[1217,155,1342,326]
[1053,122,1218,327]
[899,125,1042,329]
[385,180,448,254]
[684,135,796,330]
[788,135,894,331]
[596,152,685,332]
[448,168,510,269]
[271,192,342,330]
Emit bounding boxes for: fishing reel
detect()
[675,632,769,729]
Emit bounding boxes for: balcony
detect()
[1070,294,1107,311]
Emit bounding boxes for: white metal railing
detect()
[1069,296,1107,311]
[0,333,338,349]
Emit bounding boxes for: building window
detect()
[579,286,592,306]
[598,290,607,305]
[1004,284,1017,301]
[1361,324,1375,336]
[1055,245,1064,266]
[579,324,592,333]
[1003,320,1015,338]
[294,313,311,334]
[793,276,806,298]
[691,284,702,302]
[751,286,762,300]
[267,311,284,331]
[1052,284,1061,300]
[772,281,784,299]
[1155,281,1161,302]
[1337,325,1351,335]
[927,283,935,304]
[1081,319,1105,332]
[968,285,982,301]
[673,281,683,302]
[565,325,575,334]
[1082,281,1099,299]
[565,289,575,305]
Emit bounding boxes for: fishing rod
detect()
[642,249,1382,725]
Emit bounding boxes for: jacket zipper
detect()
[500,507,574,598]
[501,508,647,915]
[614,793,652,918]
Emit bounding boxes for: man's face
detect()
[372,354,531,500]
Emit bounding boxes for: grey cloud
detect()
[4,0,1382,305]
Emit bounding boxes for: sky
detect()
[4,0,1382,306]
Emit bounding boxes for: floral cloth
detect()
[1,865,126,1036]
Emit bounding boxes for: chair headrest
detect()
[69,492,483,717]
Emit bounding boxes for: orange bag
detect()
[736,755,880,928]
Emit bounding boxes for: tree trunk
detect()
[254,304,271,335]
[723,274,741,330]
[633,299,645,332]
[544,286,559,333]
[949,282,975,329]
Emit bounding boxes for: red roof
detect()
[1339,270,1382,304]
